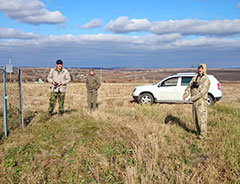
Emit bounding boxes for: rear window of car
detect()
[161,77,178,86]
[181,77,193,86]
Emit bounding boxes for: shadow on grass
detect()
[46,109,78,117]
[0,110,37,143]
[64,109,78,114]
[0,107,79,142]
[164,114,196,135]
[130,100,137,104]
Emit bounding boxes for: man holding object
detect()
[183,64,210,140]
[47,59,71,116]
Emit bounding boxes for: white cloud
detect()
[0,0,66,25]
[1,33,239,53]
[81,19,102,29]
[105,16,151,33]
[105,17,240,37]
[173,37,239,49]
[150,19,240,36]
[0,28,36,39]
[0,33,239,68]
[237,3,240,8]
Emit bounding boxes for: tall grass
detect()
[0,82,239,183]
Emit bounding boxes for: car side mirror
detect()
[158,83,161,87]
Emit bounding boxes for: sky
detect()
[0,0,240,68]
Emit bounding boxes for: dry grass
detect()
[0,82,239,183]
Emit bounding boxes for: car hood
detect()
[135,84,155,90]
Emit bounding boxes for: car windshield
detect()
[161,77,178,86]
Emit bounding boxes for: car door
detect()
[155,77,179,101]
[177,76,193,100]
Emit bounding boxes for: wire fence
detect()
[0,69,23,139]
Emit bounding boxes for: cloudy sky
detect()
[0,0,240,68]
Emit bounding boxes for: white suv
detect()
[132,73,222,105]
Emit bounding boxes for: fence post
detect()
[3,70,8,138]
[18,69,24,128]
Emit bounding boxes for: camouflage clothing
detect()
[183,64,210,138]
[48,92,65,114]
[86,71,101,111]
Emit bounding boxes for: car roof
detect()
[167,73,196,78]
[172,73,213,77]
[176,73,197,76]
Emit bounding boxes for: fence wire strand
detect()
[0,69,23,139]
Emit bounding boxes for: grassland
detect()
[0,82,239,183]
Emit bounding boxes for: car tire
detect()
[138,93,154,105]
[207,94,215,106]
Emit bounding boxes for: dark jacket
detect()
[86,73,101,90]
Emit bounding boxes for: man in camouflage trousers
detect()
[183,64,210,140]
[86,69,101,111]
[47,59,71,116]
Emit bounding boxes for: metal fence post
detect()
[18,69,24,128]
[3,70,8,138]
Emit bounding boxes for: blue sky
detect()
[0,0,240,68]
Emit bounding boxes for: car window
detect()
[161,77,178,87]
[181,77,193,86]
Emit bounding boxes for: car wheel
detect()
[138,93,154,105]
[207,94,215,106]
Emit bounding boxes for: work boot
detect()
[59,111,63,116]
[196,135,203,140]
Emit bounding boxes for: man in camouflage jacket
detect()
[183,64,210,139]
[86,69,101,111]
[47,59,71,116]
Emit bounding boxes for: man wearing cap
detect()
[183,64,210,140]
[86,69,101,111]
[47,59,71,116]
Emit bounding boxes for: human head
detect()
[56,59,63,70]
[198,63,207,75]
[89,68,94,75]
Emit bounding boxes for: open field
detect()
[0,82,239,183]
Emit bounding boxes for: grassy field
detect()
[0,82,239,183]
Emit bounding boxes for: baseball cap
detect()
[56,59,63,65]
